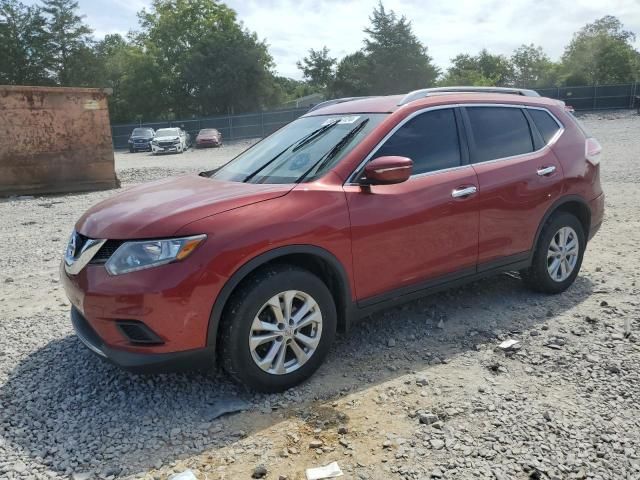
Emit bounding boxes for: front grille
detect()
[90,240,125,264]
[159,141,177,147]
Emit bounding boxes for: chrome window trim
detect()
[463,104,565,165]
[345,103,565,185]
[524,105,565,146]
[345,104,460,185]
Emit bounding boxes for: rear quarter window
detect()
[528,109,562,144]
[466,107,534,163]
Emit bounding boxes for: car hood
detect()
[76,175,293,239]
[155,136,180,141]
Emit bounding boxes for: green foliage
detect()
[440,49,513,86]
[511,44,557,87]
[362,3,439,94]
[0,0,51,85]
[562,15,638,85]
[41,0,93,85]
[1,0,639,123]
[184,26,279,115]
[296,47,336,90]
[331,51,373,97]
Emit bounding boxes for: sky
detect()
[23,0,640,79]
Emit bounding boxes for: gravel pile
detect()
[0,112,638,479]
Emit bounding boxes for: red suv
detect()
[61,87,604,392]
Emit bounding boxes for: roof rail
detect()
[307,96,373,113]
[397,86,540,106]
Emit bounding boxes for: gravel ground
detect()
[0,112,638,480]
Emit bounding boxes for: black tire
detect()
[521,212,585,294]
[219,264,337,392]
[129,146,134,153]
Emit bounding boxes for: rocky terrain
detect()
[0,112,638,480]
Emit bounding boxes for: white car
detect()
[151,128,188,154]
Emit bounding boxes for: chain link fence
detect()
[111,107,309,149]
[536,82,639,111]
[111,82,639,149]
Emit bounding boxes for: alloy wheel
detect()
[249,290,323,375]
[547,226,579,282]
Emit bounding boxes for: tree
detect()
[511,44,557,87]
[0,0,52,85]
[41,0,93,85]
[441,49,513,86]
[92,34,169,122]
[562,15,639,85]
[136,0,278,117]
[362,2,439,94]
[137,0,238,117]
[184,27,280,115]
[330,51,372,97]
[296,46,336,90]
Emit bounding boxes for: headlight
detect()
[152,139,158,145]
[105,235,206,275]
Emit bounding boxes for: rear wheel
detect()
[521,212,585,294]
[219,265,336,392]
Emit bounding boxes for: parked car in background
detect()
[196,128,223,148]
[127,127,155,152]
[62,87,604,392]
[151,128,188,154]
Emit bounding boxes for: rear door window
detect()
[372,108,461,175]
[528,109,562,144]
[466,107,534,163]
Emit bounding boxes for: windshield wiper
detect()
[241,119,340,183]
[297,118,369,183]
[291,119,339,152]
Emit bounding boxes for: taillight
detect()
[585,137,602,166]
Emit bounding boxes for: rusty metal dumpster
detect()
[0,85,119,196]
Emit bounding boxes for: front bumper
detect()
[196,139,221,147]
[152,143,181,153]
[129,140,152,150]
[71,306,214,373]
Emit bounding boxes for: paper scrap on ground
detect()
[306,461,344,480]
[169,470,197,480]
[498,339,520,350]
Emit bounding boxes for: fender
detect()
[206,244,354,348]
[530,194,591,260]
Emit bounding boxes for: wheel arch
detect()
[206,245,354,348]
[532,195,591,254]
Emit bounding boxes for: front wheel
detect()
[219,265,337,392]
[521,212,585,294]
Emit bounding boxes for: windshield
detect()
[212,114,387,184]
[156,128,180,137]
[200,129,218,134]
[132,128,153,136]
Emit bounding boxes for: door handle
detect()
[451,186,477,198]
[537,166,556,176]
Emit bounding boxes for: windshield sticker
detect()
[322,116,361,126]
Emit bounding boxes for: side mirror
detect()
[362,156,413,185]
